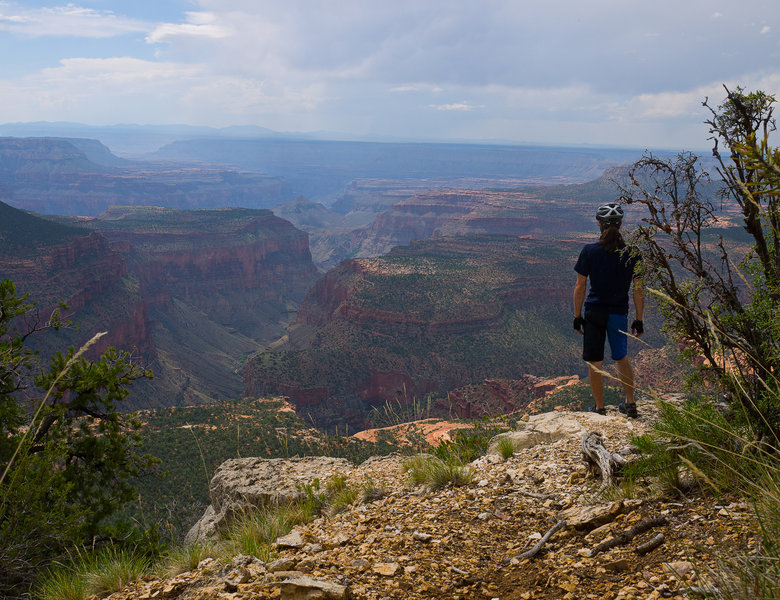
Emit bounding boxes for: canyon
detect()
[1,135,674,422]
[275,168,660,269]
[243,235,663,432]
[0,201,319,408]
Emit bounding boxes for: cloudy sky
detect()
[1,0,778,149]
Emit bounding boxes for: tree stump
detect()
[581,431,626,490]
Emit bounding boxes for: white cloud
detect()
[760,26,771,34]
[624,73,780,122]
[0,57,197,121]
[0,54,330,125]
[429,102,482,111]
[146,12,230,43]
[3,0,780,148]
[391,84,443,93]
[0,3,147,38]
[631,90,705,119]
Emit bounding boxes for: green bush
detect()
[617,87,780,598]
[0,279,156,596]
[496,437,516,460]
[625,397,742,493]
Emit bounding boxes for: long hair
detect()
[599,222,625,253]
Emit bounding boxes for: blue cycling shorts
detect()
[582,309,628,362]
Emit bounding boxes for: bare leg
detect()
[587,361,604,409]
[616,356,635,404]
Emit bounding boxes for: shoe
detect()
[618,401,638,418]
[587,405,606,416]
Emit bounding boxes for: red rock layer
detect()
[0,230,153,356]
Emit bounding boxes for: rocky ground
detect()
[111,398,754,600]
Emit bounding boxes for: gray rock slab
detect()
[559,499,624,530]
[487,411,589,454]
[187,456,351,543]
[280,575,350,599]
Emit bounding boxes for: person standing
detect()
[573,203,644,417]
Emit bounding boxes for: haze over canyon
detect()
[0,129,716,429]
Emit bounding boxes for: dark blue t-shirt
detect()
[574,242,639,315]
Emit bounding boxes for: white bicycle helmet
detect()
[596,203,623,224]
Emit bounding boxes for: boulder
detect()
[559,499,624,530]
[186,456,351,544]
[487,412,590,454]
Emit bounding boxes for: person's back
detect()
[573,203,644,418]
[575,241,637,315]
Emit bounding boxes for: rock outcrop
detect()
[487,411,592,453]
[113,402,753,600]
[186,457,353,544]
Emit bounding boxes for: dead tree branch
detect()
[635,533,665,555]
[581,431,627,489]
[588,516,668,557]
[513,520,568,561]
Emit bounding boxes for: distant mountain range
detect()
[0,137,285,215]
[0,120,655,157]
[149,137,647,204]
[0,136,655,220]
[0,122,292,156]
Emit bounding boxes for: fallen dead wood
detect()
[581,431,627,489]
[511,520,568,561]
[635,532,665,555]
[588,516,668,557]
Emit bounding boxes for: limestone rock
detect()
[559,500,624,530]
[280,576,351,600]
[487,412,614,454]
[276,528,306,549]
[412,531,434,542]
[184,504,218,545]
[373,562,400,576]
[187,456,351,543]
[663,561,693,577]
[323,531,352,548]
[268,557,297,572]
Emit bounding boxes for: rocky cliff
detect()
[1,201,320,408]
[0,201,153,359]
[283,172,653,269]
[352,190,543,258]
[77,206,319,407]
[244,235,625,432]
[86,206,319,341]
